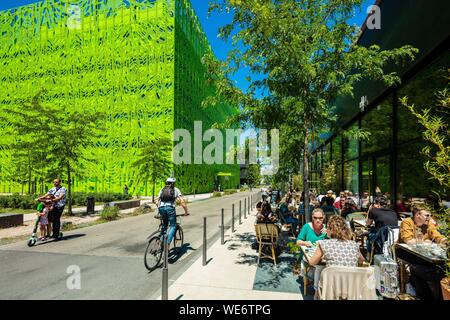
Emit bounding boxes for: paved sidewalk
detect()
[155,208,303,300]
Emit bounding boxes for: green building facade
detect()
[0,0,239,196]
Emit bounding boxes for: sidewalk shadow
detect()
[168,243,195,264]
[252,253,302,295]
[227,232,255,251]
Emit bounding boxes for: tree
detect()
[246,163,261,188]
[0,91,53,195]
[0,90,105,215]
[132,136,172,202]
[204,0,418,222]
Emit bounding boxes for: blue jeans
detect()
[159,206,176,244]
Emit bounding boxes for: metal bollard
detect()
[244,198,247,219]
[232,204,235,232]
[162,235,169,300]
[203,217,207,266]
[248,197,250,215]
[237,203,241,225]
[221,208,225,245]
[239,200,242,224]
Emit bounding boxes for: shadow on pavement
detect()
[168,243,195,263]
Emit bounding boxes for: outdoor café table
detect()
[300,245,326,296]
[395,243,448,293]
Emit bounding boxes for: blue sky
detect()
[1,0,375,92]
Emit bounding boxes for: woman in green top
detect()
[296,208,327,294]
[296,208,327,246]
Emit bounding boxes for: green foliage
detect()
[205,0,418,221]
[212,191,222,197]
[100,205,120,221]
[132,136,173,198]
[320,161,337,193]
[402,70,450,276]
[223,189,237,195]
[246,163,261,187]
[70,192,132,206]
[0,194,36,210]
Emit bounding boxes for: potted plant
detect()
[402,70,450,300]
[287,242,302,275]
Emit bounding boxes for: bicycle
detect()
[144,213,187,271]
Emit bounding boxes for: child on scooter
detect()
[36,195,54,240]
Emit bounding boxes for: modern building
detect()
[0,0,240,195]
[310,0,450,206]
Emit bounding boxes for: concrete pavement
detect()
[0,191,264,299]
[154,207,303,300]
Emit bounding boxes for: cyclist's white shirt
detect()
[158,187,182,207]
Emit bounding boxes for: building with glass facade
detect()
[0,0,239,195]
[310,0,450,206]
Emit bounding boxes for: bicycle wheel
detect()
[144,236,163,271]
[173,226,184,250]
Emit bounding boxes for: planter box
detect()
[105,199,141,210]
[0,213,24,228]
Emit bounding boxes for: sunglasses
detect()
[422,214,431,218]
[313,216,324,220]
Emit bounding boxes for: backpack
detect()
[160,186,176,202]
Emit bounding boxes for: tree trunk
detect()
[67,164,72,216]
[28,152,31,195]
[152,180,156,203]
[303,127,311,223]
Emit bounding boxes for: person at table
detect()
[296,208,327,247]
[365,195,399,255]
[340,198,358,219]
[256,200,277,223]
[399,208,447,245]
[309,215,366,293]
[396,208,448,300]
[296,208,327,292]
[310,215,366,267]
[320,196,339,215]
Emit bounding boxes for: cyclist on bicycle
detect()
[156,177,189,244]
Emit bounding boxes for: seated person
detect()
[256,201,277,223]
[397,208,448,300]
[296,208,327,290]
[341,198,358,219]
[296,208,327,247]
[256,201,263,214]
[366,195,399,255]
[399,208,447,245]
[309,215,366,292]
[279,202,299,234]
[310,215,366,267]
[320,196,339,215]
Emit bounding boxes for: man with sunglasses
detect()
[397,208,448,300]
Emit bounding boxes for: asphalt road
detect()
[0,191,258,300]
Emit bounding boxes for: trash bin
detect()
[87,196,95,214]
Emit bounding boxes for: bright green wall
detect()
[0,0,239,195]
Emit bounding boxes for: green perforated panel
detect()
[0,0,238,195]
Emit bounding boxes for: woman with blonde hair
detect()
[310,215,365,267]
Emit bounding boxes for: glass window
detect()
[344,124,359,161]
[375,155,391,205]
[397,141,438,199]
[344,160,359,197]
[361,96,393,155]
[397,52,450,144]
[334,136,342,164]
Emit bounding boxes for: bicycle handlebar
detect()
[154,213,190,219]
